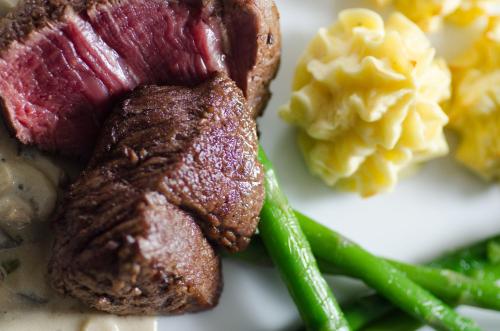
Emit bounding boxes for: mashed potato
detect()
[375,0,461,31]
[447,0,495,26]
[447,17,500,179]
[280,9,450,197]
[375,0,494,31]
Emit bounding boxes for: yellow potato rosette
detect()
[447,17,500,179]
[375,0,495,31]
[374,0,461,31]
[280,9,451,197]
[447,0,496,26]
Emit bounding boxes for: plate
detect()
[159,0,500,330]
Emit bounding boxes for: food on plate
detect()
[374,0,493,31]
[280,9,450,197]
[340,234,500,330]
[374,0,461,31]
[240,217,500,330]
[0,124,62,231]
[240,171,483,330]
[446,17,500,180]
[1,1,498,330]
[49,75,263,315]
[0,0,280,156]
[258,149,350,331]
[0,0,16,15]
[447,0,495,26]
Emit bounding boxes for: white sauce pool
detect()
[0,243,157,331]
[0,4,156,331]
[0,116,158,331]
[0,127,158,331]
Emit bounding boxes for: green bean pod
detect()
[295,211,481,331]
[258,147,350,331]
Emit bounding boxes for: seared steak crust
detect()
[49,75,264,314]
[224,0,280,116]
[0,0,280,156]
[50,190,222,315]
[90,74,264,250]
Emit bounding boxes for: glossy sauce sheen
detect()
[0,127,158,330]
[0,243,157,331]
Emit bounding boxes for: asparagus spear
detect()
[360,237,500,331]
[361,311,423,331]
[428,236,500,282]
[257,147,350,331]
[237,235,500,312]
[295,211,480,331]
[293,243,500,331]
[341,295,394,331]
[249,148,493,330]
[234,221,485,330]
[388,260,500,310]
[333,259,500,330]
[332,237,500,330]
[296,299,419,331]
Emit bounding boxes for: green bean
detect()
[341,295,394,330]
[429,236,500,282]
[295,211,480,331]
[258,147,350,331]
[233,214,483,330]
[362,236,500,330]
[388,260,500,310]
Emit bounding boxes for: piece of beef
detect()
[0,0,280,156]
[49,75,264,314]
[51,190,222,315]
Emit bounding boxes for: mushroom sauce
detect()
[0,125,158,331]
[0,3,156,331]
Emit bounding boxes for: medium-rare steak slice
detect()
[0,0,280,156]
[49,75,263,314]
[223,0,280,115]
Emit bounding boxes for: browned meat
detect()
[51,190,222,315]
[223,0,281,115]
[0,0,280,156]
[49,75,264,315]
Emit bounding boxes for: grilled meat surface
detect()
[49,75,264,315]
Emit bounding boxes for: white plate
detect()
[159,0,500,330]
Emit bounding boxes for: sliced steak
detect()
[224,0,280,115]
[49,75,264,314]
[90,74,264,251]
[0,0,280,156]
[51,190,222,315]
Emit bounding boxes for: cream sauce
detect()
[0,124,158,331]
[0,130,158,331]
[0,0,16,15]
[0,243,157,331]
[0,127,62,229]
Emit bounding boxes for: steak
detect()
[0,0,280,156]
[49,75,264,314]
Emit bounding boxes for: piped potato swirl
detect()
[280,9,451,197]
[447,17,500,180]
